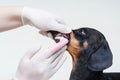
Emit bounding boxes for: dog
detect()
[50,27,120,80]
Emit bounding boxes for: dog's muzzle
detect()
[49,31,70,43]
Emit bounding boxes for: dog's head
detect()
[50,27,113,71]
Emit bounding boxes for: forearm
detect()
[0,6,23,32]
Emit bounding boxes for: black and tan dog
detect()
[50,27,120,80]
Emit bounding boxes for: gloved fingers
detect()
[32,37,68,63]
[38,45,66,61]
[55,16,66,25]
[51,53,67,72]
[50,51,65,68]
[31,47,51,61]
[43,38,68,59]
[23,45,41,60]
[47,46,67,63]
[39,31,48,36]
[50,21,71,33]
[31,37,67,62]
[54,53,67,71]
[49,37,68,54]
[39,31,53,39]
[44,53,66,79]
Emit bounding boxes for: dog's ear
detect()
[87,41,113,71]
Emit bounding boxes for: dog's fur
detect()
[50,27,120,80]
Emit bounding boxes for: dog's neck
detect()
[69,55,103,80]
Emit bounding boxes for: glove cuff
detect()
[21,7,31,26]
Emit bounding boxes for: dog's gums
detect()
[49,31,70,43]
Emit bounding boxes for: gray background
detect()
[0,0,120,80]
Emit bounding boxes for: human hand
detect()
[21,7,71,33]
[15,37,68,80]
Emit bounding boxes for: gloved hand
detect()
[15,37,68,80]
[21,7,71,33]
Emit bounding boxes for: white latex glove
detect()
[15,37,68,80]
[21,7,71,33]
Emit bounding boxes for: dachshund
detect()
[49,27,120,80]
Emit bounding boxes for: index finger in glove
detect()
[43,37,68,59]
[23,45,41,60]
[50,21,71,33]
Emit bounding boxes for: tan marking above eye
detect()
[83,41,88,48]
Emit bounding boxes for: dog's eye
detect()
[73,29,87,38]
[81,30,86,36]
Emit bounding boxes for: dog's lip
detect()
[54,33,70,43]
[48,31,70,43]
[57,33,69,39]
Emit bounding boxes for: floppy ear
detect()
[87,41,113,71]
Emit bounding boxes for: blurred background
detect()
[0,0,120,80]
